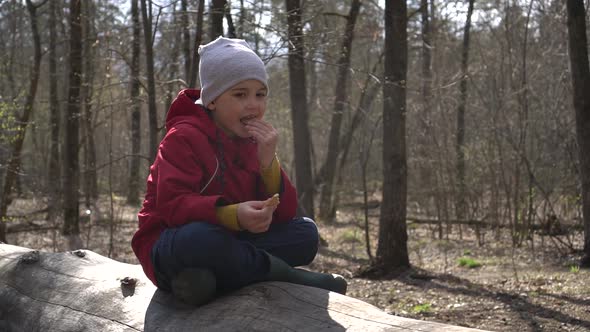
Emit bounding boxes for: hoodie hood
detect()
[166,89,215,137]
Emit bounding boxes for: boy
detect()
[132,37,346,306]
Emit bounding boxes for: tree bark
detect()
[315,55,382,192]
[181,0,191,83]
[225,3,236,38]
[455,0,474,223]
[418,0,434,209]
[127,0,142,206]
[286,0,315,219]
[0,244,487,332]
[188,0,204,88]
[210,0,225,40]
[238,0,245,38]
[165,4,180,113]
[81,0,98,203]
[331,59,382,225]
[47,0,61,221]
[140,0,159,161]
[338,77,380,173]
[376,0,409,269]
[0,0,45,242]
[63,0,83,240]
[566,0,590,265]
[318,0,362,222]
[420,0,432,113]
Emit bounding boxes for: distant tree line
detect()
[0,0,589,269]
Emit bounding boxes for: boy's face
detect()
[208,79,268,138]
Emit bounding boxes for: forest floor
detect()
[4,196,590,332]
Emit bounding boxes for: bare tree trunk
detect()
[225,3,236,38]
[331,57,382,220]
[455,0,474,223]
[165,3,180,111]
[188,0,204,88]
[286,0,315,219]
[127,0,142,206]
[4,2,18,101]
[181,0,191,83]
[318,0,362,222]
[418,0,433,216]
[0,0,45,243]
[252,0,265,52]
[360,118,380,263]
[238,0,245,38]
[316,55,382,192]
[210,0,225,40]
[47,0,61,221]
[420,0,432,120]
[515,1,535,246]
[375,0,409,270]
[140,0,159,161]
[0,9,13,206]
[337,70,380,172]
[566,0,590,266]
[63,0,83,241]
[81,0,98,204]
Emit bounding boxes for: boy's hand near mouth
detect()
[245,118,278,169]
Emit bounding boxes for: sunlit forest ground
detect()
[5,195,590,332]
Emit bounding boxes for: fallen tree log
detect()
[0,244,487,331]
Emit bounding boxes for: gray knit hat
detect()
[196,37,268,107]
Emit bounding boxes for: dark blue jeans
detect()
[151,217,319,292]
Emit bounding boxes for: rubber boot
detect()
[171,268,217,306]
[265,253,347,294]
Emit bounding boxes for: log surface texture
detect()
[0,244,488,332]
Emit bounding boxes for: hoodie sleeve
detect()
[268,167,298,224]
[154,127,223,228]
[260,154,280,194]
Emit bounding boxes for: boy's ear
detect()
[207,101,216,110]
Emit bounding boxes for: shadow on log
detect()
[0,244,488,331]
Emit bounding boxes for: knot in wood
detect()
[72,250,86,258]
[120,277,138,287]
[250,284,272,299]
[19,250,40,264]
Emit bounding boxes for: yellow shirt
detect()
[216,155,281,231]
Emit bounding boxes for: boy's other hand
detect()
[245,119,278,168]
[237,200,276,233]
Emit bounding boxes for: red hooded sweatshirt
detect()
[131,89,298,286]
